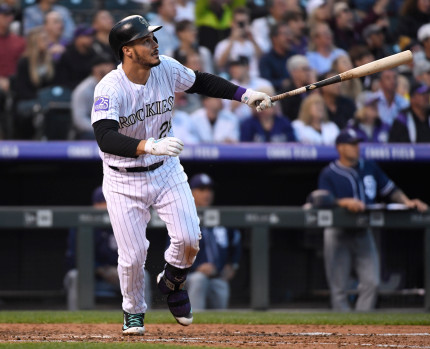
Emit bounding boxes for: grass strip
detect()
[0,310,429,325]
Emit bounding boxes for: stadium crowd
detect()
[1,0,430,143]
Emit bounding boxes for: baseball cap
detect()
[306,0,326,16]
[228,56,249,67]
[92,186,106,204]
[413,59,430,77]
[335,129,364,145]
[356,91,381,109]
[410,81,430,96]
[306,189,336,208]
[0,3,14,15]
[189,173,214,189]
[362,24,383,39]
[74,24,95,39]
[418,23,430,43]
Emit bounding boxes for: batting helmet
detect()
[109,15,162,61]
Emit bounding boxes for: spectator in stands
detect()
[191,96,239,143]
[345,91,390,143]
[186,173,242,311]
[397,73,411,101]
[0,3,26,137]
[280,54,316,121]
[214,7,262,78]
[330,0,389,52]
[413,24,430,68]
[283,10,307,56]
[320,70,356,129]
[149,0,179,56]
[71,55,114,140]
[376,69,410,126]
[173,19,214,74]
[250,0,296,53]
[258,22,296,93]
[306,22,347,75]
[306,0,333,29]
[64,186,152,311]
[397,0,430,51]
[413,59,430,87]
[223,56,273,121]
[318,129,428,311]
[195,0,246,54]
[389,82,430,143]
[331,55,362,100]
[175,0,195,22]
[92,10,116,63]
[23,0,75,42]
[348,45,378,91]
[44,11,67,62]
[171,108,200,144]
[2,0,22,35]
[240,85,296,142]
[293,92,339,145]
[362,23,395,61]
[55,24,97,90]
[14,26,55,139]
[174,51,203,114]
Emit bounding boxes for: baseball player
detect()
[91,15,273,335]
[318,129,427,311]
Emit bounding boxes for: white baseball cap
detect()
[306,0,326,16]
[418,23,430,42]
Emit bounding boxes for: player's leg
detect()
[186,271,210,311]
[151,157,201,325]
[353,229,380,311]
[207,278,230,309]
[324,228,352,311]
[103,168,152,334]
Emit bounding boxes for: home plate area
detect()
[1,324,430,348]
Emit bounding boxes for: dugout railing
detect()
[0,206,429,311]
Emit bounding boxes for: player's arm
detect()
[185,71,273,111]
[93,120,183,157]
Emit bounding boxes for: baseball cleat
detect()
[122,311,145,335]
[157,272,193,326]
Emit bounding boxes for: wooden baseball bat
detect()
[268,50,413,103]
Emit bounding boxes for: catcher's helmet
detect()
[109,15,162,61]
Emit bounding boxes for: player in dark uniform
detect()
[318,129,427,311]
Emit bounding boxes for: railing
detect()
[0,206,429,311]
[1,141,430,162]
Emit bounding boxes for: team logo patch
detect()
[94,96,109,112]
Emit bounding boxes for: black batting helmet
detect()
[109,15,162,61]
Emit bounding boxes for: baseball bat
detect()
[267,50,413,103]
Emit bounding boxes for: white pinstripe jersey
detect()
[91,55,196,167]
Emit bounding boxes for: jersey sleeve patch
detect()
[94,96,110,112]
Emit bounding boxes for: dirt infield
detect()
[1,324,430,348]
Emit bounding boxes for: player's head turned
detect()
[109,15,162,62]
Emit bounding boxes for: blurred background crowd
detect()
[1,0,430,144]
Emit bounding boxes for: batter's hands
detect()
[145,137,184,157]
[337,198,366,213]
[241,88,274,112]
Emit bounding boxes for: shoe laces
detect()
[126,313,143,327]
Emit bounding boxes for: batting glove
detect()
[145,137,184,157]
[241,88,274,112]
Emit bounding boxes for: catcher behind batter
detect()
[91,14,274,335]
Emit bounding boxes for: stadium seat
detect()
[36,85,72,140]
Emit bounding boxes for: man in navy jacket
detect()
[318,129,427,311]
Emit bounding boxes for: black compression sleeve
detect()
[93,119,141,158]
[185,71,241,100]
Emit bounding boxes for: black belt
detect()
[109,161,164,173]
